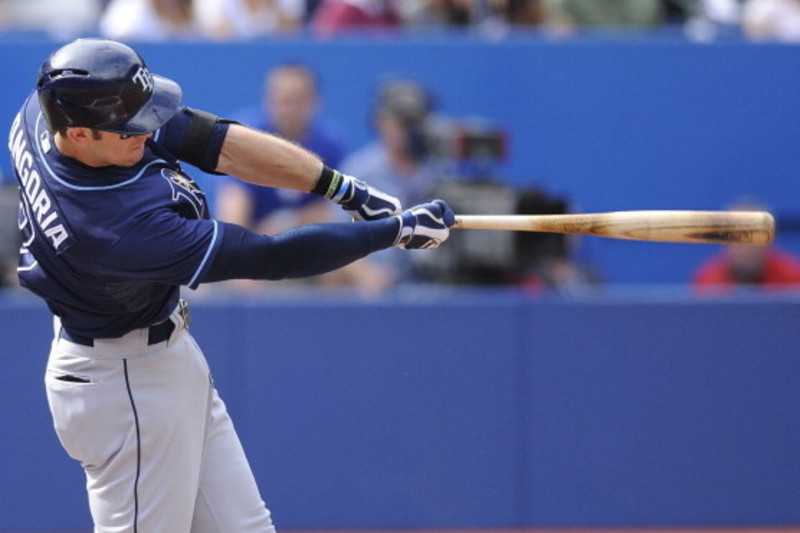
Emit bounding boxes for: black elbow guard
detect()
[169,107,236,174]
[179,108,219,171]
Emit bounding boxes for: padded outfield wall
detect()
[0,290,798,531]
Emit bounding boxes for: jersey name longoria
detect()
[8,112,72,252]
[8,93,225,337]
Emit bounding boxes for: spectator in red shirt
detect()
[692,199,800,292]
[311,0,402,36]
[693,245,800,290]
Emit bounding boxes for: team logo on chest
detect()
[161,169,206,218]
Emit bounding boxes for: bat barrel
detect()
[452,210,776,245]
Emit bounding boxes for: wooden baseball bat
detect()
[452,210,775,245]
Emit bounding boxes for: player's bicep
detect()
[98,214,224,289]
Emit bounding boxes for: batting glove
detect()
[333,174,402,221]
[394,199,456,250]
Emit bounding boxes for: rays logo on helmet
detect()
[131,65,154,94]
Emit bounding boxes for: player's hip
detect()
[43,327,210,468]
[52,299,191,359]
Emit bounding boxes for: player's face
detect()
[57,128,153,168]
[88,130,153,167]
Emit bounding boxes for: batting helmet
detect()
[37,38,182,134]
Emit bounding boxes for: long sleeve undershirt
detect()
[202,218,400,282]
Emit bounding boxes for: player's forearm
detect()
[216,123,323,192]
[202,219,400,282]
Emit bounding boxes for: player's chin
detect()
[120,148,146,167]
[117,156,143,167]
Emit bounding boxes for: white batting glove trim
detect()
[393,213,414,247]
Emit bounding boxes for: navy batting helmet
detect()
[37,38,182,134]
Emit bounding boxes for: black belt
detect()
[59,318,176,347]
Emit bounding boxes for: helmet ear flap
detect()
[36,38,181,134]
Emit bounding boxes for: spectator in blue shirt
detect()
[216,62,346,235]
[216,62,392,292]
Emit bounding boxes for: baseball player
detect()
[8,38,454,532]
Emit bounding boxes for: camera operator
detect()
[340,77,443,285]
[341,75,528,288]
[342,77,441,206]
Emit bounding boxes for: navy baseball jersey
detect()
[8,93,228,338]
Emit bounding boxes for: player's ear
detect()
[65,127,95,143]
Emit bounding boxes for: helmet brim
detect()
[108,75,182,134]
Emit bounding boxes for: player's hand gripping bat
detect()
[452,210,775,245]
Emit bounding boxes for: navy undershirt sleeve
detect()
[202,218,400,282]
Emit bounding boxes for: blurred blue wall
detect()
[1,291,798,531]
[2,37,800,284]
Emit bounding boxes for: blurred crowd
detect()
[1,0,800,42]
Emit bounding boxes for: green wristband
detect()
[312,166,344,199]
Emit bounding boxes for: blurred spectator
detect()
[542,0,662,31]
[99,0,198,41]
[215,63,392,293]
[502,0,548,25]
[692,199,800,292]
[662,0,700,24]
[693,243,800,291]
[0,0,102,39]
[342,77,441,210]
[397,0,475,26]
[683,0,745,40]
[194,0,305,39]
[217,63,345,236]
[398,0,545,30]
[304,0,326,20]
[697,0,745,25]
[310,0,403,36]
[540,0,695,35]
[0,183,20,288]
[742,0,800,41]
[340,77,443,284]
